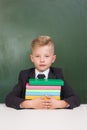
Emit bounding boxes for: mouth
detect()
[39,64,46,67]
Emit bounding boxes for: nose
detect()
[40,56,45,62]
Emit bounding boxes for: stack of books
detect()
[25,79,64,100]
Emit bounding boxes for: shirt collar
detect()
[35,68,50,79]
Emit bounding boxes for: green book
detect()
[29,79,64,86]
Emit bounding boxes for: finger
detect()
[46,103,51,109]
[45,95,51,99]
[45,100,51,104]
[44,102,51,108]
[40,96,45,100]
[43,104,51,109]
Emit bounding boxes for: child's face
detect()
[30,45,56,72]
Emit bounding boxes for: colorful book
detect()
[29,79,64,86]
[25,83,62,100]
[25,91,60,96]
[25,96,60,100]
[26,83,61,90]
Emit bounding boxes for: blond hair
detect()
[31,36,55,53]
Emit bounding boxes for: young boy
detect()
[5,36,80,109]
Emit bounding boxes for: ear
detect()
[52,55,56,63]
[30,54,34,62]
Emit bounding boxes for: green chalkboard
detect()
[0,0,87,103]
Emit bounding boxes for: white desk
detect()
[0,104,87,130]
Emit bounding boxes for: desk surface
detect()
[0,104,87,130]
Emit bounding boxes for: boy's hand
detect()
[44,96,69,109]
[20,96,69,109]
[21,97,50,109]
[28,97,49,109]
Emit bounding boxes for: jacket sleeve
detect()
[5,71,25,109]
[54,67,80,109]
[61,79,80,109]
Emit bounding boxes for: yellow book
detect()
[25,95,60,100]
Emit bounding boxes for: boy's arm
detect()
[61,80,80,109]
[5,71,25,109]
[5,89,25,109]
[53,67,80,109]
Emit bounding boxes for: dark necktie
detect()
[37,74,45,79]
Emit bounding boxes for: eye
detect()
[45,55,50,57]
[35,55,40,57]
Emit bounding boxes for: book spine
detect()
[29,79,64,86]
[29,81,63,86]
[26,89,61,93]
[26,83,61,90]
[25,91,60,96]
[25,96,60,100]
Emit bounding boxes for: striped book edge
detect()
[25,91,60,96]
[26,83,61,90]
[26,89,61,93]
[25,96,60,100]
[29,79,64,86]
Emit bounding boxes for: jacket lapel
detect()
[48,68,57,79]
[28,68,35,79]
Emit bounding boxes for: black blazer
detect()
[5,67,80,109]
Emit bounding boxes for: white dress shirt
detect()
[35,68,50,79]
